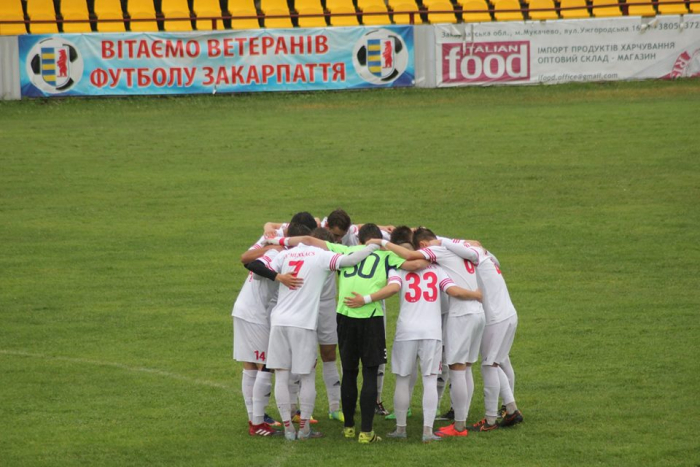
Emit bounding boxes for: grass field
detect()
[1,80,699,467]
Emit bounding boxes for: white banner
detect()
[435,14,700,86]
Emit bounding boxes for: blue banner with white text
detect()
[18,27,415,97]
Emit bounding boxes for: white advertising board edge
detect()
[0,36,21,100]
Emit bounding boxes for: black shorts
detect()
[336,314,387,369]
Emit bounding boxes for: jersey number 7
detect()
[289,260,304,276]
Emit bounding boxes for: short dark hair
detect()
[390,225,413,246]
[290,212,317,232]
[359,223,383,244]
[311,227,334,242]
[327,209,351,232]
[412,227,437,250]
[287,222,312,237]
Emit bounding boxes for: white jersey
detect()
[319,218,391,247]
[269,243,343,330]
[440,239,517,325]
[388,264,455,342]
[231,244,280,325]
[418,245,484,317]
[320,217,361,247]
[319,271,337,311]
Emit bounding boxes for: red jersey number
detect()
[289,260,304,276]
[463,260,475,274]
[404,271,439,303]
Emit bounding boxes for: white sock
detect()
[322,361,341,412]
[501,357,516,396]
[242,369,257,423]
[274,370,294,433]
[288,373,300,417]
[393,375,410,427]
[481,365,500,422]
[465,366,474,421]
[449,369,467,423]
[436,363,449,403]
[377,364,386,402]
[422,374,438,431]
[252,370,272,425]
[408,362,419,403]
[497,366,516,407]
[298,372,316,434]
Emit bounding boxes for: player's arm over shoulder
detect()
[240,244,283,264]
[439,237,482,264]
[438,266,482,301]
[399,259,430,271]
[446,286,482,302]
[269,235,329,250]
[335,243,380,269]
[375,240,425,261]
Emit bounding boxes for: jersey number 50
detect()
[343,253,380,279]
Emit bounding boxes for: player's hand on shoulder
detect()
[276,272,304,290]
[263,223,278,238]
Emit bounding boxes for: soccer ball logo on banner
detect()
[26,38,83,94]
[353,29,408,85]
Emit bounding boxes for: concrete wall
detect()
[0,36,21,100]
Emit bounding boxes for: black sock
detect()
[360,365,379,433]
[341,367,359,428]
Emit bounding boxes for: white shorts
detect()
[317,303,338,346]
[267,325,318,374]
[481,315,518,366]
[444,313,485,365]
[391,339,442,377]
[233,317,270,364]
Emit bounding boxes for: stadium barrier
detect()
[0,15,698,99]
[0,37,22,99]
[2,1,700,33]
[432,15,700,85]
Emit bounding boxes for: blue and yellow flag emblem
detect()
[41,46,70,87]
[367,39,395,79]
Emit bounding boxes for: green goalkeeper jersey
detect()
[327,242,406,319]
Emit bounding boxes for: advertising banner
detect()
[435,15,700,86]
[18,26,414,97]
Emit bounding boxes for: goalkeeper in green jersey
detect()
[271,224,426,444]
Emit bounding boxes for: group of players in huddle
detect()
[231,209,523,444]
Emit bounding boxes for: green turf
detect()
[1,80,699,466]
